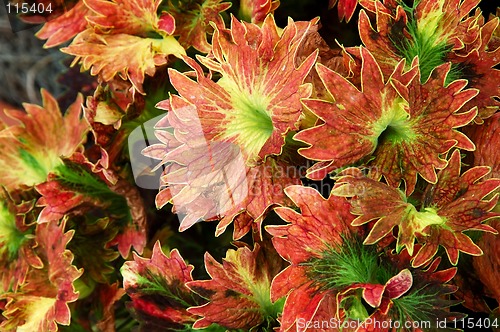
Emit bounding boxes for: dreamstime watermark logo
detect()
[1,0,64,32]
[128,108,376,224]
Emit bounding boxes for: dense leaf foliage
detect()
[1,0,499,331]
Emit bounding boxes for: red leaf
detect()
[168,0,232,52]
[187,244,284,330]
[297,48,477,194]
[36,0,90,47]
[122,242,199,329]
[239,0,280,24]
[267,185,358,331]
[334,150,500,266]
[35,176,87,223]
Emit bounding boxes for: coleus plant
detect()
[0,0,499,331]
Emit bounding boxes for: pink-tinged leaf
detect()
[158,12,176,35]
[187,244,284,330]
[0,90,88,190]
[167,0,232,53]
[1,220,82,332]
[239,0,280,24]
[36,0,90,47]
[149,95,302,239]
[121,242,200,329]
[384,269,412,299]
[168,15,317,163]
[360,284,385,308]
[62,31,185,93]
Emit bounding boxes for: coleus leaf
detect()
[336,269,413,320]
[37,158,146,258]
[166,15,317,164]
[67,217,120,284]
[358,0,482,81]
[167,0,232,53]
[296,47,477,194]
[145,95,302,239]
[333,149,500,267]
[121,241,200,330]
[0,90,88,191]
[93,283,126,332]
[1,220,82,332]
[466,112,500,179]
[62,31,185,94]
[83,0,174,35]
[329,0,359,22]
[107,179,147,258]
[239,0,280,24]
[187,243,284,330]
[35,174,88,223]
[473,220,500,304]
[266,185,358,331]
[36,0,91,48]
[0,197,40,293]
[449,17,500,122]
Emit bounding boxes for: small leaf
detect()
[121,242,200,330]
[187,244,284,330]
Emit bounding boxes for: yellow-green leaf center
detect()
[217,76,274,160]
[0,203,29,260]
[372,96,415,146]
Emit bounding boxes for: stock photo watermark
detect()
[296,317,499,331]
[2,0,60,32]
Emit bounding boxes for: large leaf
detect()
[145,94,302,239]
[267,185,357,331]
[333,150,500,266]
[296,48,477,194]
[358,0,482,81]
[166,15,317,163]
